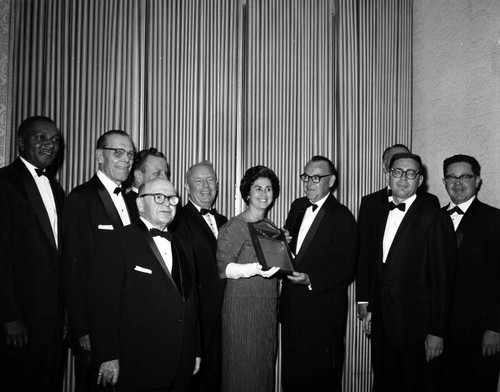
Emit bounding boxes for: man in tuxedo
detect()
[279,155,358,392]
[170,161,227,392]
[441,154,500,392]
[0,116,65,391]
[89,177,200,391]
[124,147,171,222]
[62,130,134,391]
[369,152,456,391]
[355,143,409,323]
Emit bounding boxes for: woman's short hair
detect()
[240,165,280,204]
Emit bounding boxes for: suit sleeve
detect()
[0,180,21,325]
[428,211,457,338]
[484,210,500,332]
[62,190,95,338]
[355,197,372,303]
[88,230,124,363]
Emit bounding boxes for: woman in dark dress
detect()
[217,166,281,392]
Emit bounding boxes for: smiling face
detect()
[387,157,423,203]
[303,160,335,203]
[96,134,134,184]
[443,162,480,205]
[18,120,61,169]
[185,164,218,209]
[248,177,273,212]
[137,178,177,230]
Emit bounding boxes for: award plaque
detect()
[248,220,295,276]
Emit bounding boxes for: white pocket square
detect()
[98,224,114,230]
[134,266,152,274]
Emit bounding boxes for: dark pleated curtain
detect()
[5,0,412,391]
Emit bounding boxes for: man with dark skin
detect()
[0,116,65,391]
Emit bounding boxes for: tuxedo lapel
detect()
[385,197,421,265]
[18,161,58,252]
[92,175,124,229]
[294,203,327,266]
[455,198,479,249]
[136,220,184,298]
[187,201,216,239]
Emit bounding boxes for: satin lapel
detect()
[289,206,306,255]
[187,202,216,239]
[136,220,180,292]
[385,197,421,265]
[19,163,58,251]
[455,198,479,249]
[92,176,124,229]
[294,207,326,266]
[172,237,192,300]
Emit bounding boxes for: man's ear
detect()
[417,175,424,187]
[328,175,336,188]
[134,169,143,186]
[184,182,190,195]
[136,195,144,213]
[96,149,104,164]
[17,137,25,153]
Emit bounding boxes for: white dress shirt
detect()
[447,196,475,231]
[140,218,173,272]
[20,156,59,248]
[97,170,131,226]
[382,194,417,263]
[190,200,218,238]
[296,193,329,253]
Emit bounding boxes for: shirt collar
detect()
[189,199,212,212]
[395,193,417,210]
[309,193,330,209]
[97,170,122,196]
[20,156,42,178]
[140,217,170,232]
[449,195,475,214]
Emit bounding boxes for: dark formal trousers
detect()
[0,337,63,392]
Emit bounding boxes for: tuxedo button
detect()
[179,318,184,324]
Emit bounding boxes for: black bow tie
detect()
[305,200,318,212]
[200,208,217,216]
[447,206,464,215]
[113,187,122,195]
[35,168,50,178]
[389,201,405,211]
[150,228,173,241]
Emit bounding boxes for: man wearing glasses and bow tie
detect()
[369,152,456,392]
[441,154,500,392]
[170,161,227,392]
[89,177,200,391]
[279,155,358,392]
[62,130,135,391]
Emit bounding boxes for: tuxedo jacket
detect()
[370,192,456,348]
[124,189,139,223]
[0,158,65,345]
[170,201,227,355]
[442,198,500,344]
[89,221,199,389]
[279,194,358,335]
[62,174,130,338]
[355,188,439,304]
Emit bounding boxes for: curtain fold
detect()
[6,1,412,391]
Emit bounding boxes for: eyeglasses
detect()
[140,193,180,206]
[444,174,476,183]
[390,168,420,180]
[300,173,332,183]
[100,147,136,160]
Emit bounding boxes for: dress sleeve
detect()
[217,219,245,279]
